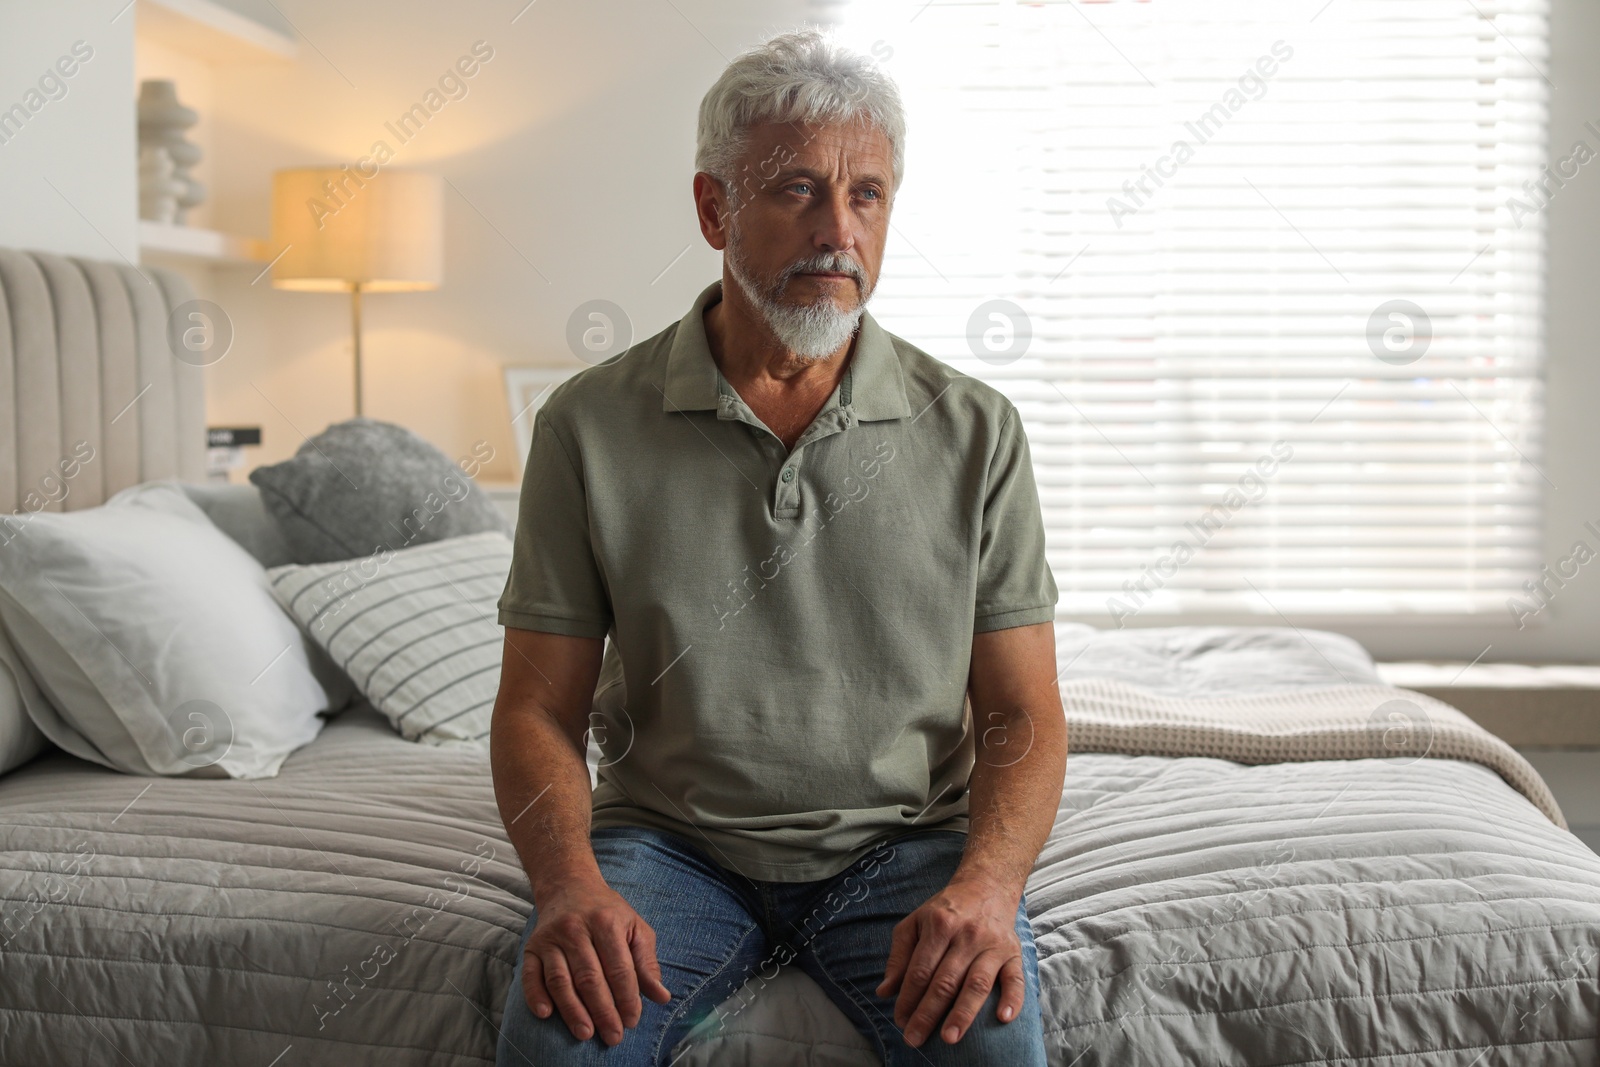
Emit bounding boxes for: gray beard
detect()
[725,232,872,361]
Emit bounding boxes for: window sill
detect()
[1378,662,1600,748]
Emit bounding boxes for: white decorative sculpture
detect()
[138,146,183,223]
[137,80,205,224]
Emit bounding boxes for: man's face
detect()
[716,118,894,318]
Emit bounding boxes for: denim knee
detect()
[497,906,680,1067]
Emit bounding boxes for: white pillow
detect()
[0,624,50,775]
[0,482,349,778]
[267,532,510,746]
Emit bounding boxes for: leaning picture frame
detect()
[503,366,578,474]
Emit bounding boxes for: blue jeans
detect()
[496,826,1047,1066]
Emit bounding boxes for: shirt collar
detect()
[661,279,911,422]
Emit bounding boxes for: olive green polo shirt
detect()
[498,279,1057,882]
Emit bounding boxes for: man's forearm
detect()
[952,700,1067,900]
[490,701,605,902]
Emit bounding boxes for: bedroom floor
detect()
[1518,749,1600,853]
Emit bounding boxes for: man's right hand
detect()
[522,875,672,1046]
[492,629,670,1044]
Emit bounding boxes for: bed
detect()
[0,248,1597,1065]
[677,627,1600,1067]
[2,627,1596,1066]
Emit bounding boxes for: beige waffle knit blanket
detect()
[1060,678,1565,827]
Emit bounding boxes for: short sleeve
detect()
[973,406,1058,633]
[497,411,613,638]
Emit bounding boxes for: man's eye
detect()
[790,182,813,195]
[860,188,882,201]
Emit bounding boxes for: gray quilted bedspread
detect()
[1033,751,1600,1066]
[0,626,1596,1065]
[0,703,527,1065]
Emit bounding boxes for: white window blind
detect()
[836,0,1550,620]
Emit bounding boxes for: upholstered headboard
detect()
[0,248,206,514]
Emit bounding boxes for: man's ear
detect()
[693,171,732,252]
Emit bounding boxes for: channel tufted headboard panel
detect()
[0,248,206,513]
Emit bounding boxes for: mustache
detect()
[778,252,866,291]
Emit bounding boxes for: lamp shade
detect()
[270,167,443,292]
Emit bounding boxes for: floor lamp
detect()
[269,167,443,416]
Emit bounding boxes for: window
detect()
[837,0,1551,620]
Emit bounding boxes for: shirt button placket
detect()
[775,454,801,517]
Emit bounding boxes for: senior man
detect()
[491,29,1064,1067]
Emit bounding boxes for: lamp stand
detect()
[350,283,364,417]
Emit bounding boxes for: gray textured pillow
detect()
[249,418,510,564]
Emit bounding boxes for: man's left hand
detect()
[875,875,1025,1047]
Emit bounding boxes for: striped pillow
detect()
[267,532,510,745]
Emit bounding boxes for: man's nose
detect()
[814,190,856,254]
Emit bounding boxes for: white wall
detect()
[0,3,135,259]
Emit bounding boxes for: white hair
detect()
[695,29,906,202]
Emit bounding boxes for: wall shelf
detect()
[137,0,297,64]
[139,220,269,264]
